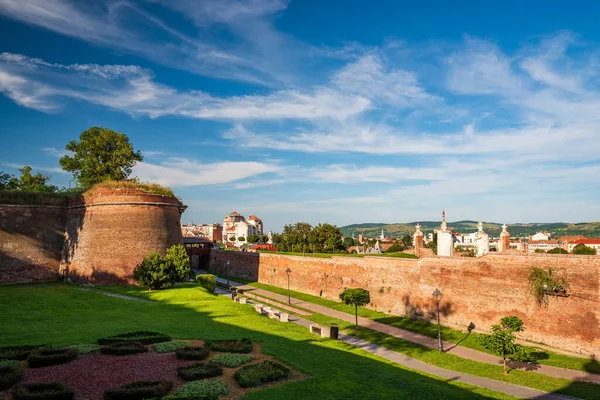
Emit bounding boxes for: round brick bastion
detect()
[61,186,186,284]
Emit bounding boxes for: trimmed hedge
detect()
[103,380,173,400]
[152,341,191,353]
[68,343,100,354]
[234,360,290,388]
[178,363,223,381]
[163,396,217,400]
[13,382,75,400]
[205,338,252,354]
[0,345,47,361]
[100,342,148,356]
[175,380,228,398]
[97,331,171,345]
[27,348,78,368]
[176,346,209,361]
[195,275,216,293]
[209,354,253,368]
[0,360,23,391]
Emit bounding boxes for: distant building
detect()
[530,232,551,241]
[181,223,222,243]
[567,239,600,252]
[222,211,263,247]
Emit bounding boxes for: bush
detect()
[196,275,217,293]
[68,343,99,354]
[0,360,23,391]
[547,247,568,254]
[13,382,75,400]
[234,360,290,388]
[205,339,252,354]
[165,244,191,287]
[97,331,171,345]
[572,243,597,255]
[27,348,78,368]
[163,396,217,400]
[100,342,148,356]
[175,380,228,398]
[103,380,173,400]
[178,363,223,381]
[0,345,47,361]
[152,341,191,353]
[134,252,169,290]
[209,354,253,368]
[176,346,209,361]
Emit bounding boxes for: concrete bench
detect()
[253,304,263,313]
[234,297,247,304]
[279,312,289,322]
[309,324,330,338]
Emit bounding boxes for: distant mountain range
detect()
[340,221,600,239]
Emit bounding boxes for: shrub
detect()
[97,331,171,345]
[176,346,210,361]
[27,348,78,368]
[134,252,169,290]
[234,360,290,388]
[68,343,99,354]
[0,360,23,391]
[479,316,530,374]
[547,247,568,254]
[209,354,253,368]
[103,380,173,400]
[196,274,216,293]
[0,345,47,361]
[178,363,223,381]
[152,341,191,353]
[175,380,228,398]
[572,243,597,255]
[100,342,148,356]
[205,339,252,354]
[165,245,191,287]
[13,382,75,400]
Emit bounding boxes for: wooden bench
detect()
[309,324,330,338]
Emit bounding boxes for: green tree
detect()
[238,236,246,242]
[339,288,371,328]
[134,252,169,290]
[164,244,191,287]
[534,248,546,253]
[386,241,404,253]
[0,166,58,192]
[572,243,597,255]
[426,232,438,255]
[60,127,143,188]
[480,316,528,374]
[246,234,259,244]
[547,247,568,254]
[401,234,412,248]
[0,171,12,190]
[342,236,355,249]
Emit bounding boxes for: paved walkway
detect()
[218,286,576,400]
[216,277,600,385]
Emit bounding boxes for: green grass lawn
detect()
[0,282,515,400]
[255,251,418,259]
[220,275,600,375]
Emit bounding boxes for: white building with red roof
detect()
[222,211,264,247]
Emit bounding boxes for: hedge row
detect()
[0,360,23,391]
[177,363,223,381]
[103,380,173,400]
[175,346,209,361]
[234,360,290,388]
[97,331,171,345]
[0,345,47,361]
[100,342,148,356]
[205,338,252,354]
[13,382,75,400]
[27,348,78,368]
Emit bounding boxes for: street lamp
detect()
[432,288,443,352]
[286,268,291,304]
[226,260,230,287]
[303,234,307,256]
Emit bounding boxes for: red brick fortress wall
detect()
[0,203,67,284]
[63,187,185,284]
[209,251,600,356]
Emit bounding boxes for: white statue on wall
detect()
[267,231,273,245]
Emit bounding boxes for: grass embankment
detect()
[214,274,600,375]
[257,251,418,259]
[0,283,514,400]
[87,180,174,196]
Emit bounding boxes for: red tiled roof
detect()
[248,215,261,220]
[229,211,240,216]
[528,240,559,245]
[573,239,600,245]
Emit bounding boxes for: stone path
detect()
[216,277,600,386]
[76,288,152,302]
[217,285,577,400]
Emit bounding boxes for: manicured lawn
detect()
[223,275,600,374]
[0,283,514,400]
[254,251,418,259]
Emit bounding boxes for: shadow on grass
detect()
[0,282,515,400]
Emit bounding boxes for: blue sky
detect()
[1,0,600,232]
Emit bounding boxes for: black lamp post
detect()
[286,268,291,304]
[303,234,306,256]
[226,260,230,287]
[432,288,443,352]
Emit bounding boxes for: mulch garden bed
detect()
[1,340,305,400]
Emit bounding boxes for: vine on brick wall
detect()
[528,267,568,307]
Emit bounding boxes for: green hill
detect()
[340,221,600,238]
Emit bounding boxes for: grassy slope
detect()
[217,275,600,374]
[0,283,514,400]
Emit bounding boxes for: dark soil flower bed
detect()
[0,361,23,390]
[103,380,173,400]
[13,382,75,400]
[234,360,290,388]
[175,346,209,361]
[205,339,252,354]
[97,331,171,345]
[0,345,47,361]
[100,342,148,356]
[28,348,79,368]
[177,363,223,381]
